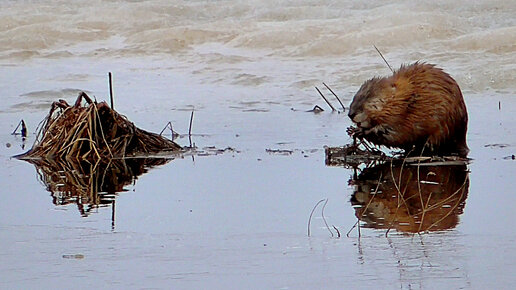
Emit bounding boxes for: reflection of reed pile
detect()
[350,161,469,233]
[29,157,170,217]
[18,92,181,161]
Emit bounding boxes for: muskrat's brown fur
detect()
[348,62,469,157]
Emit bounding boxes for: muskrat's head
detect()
[348,77,390,130]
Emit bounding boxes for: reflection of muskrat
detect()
[350,162,469,233]
[348,62,469,157]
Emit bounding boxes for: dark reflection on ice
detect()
[23,157,172,218]
[348,161,469,234]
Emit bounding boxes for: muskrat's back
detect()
[348,62,469,157]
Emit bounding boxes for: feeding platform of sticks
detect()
[17,92,181,161]
[325,137,469,168]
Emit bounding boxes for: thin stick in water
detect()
[315,87,336,111]
[321,198,334,237]
[21,120,27,138]
[108,72,114,110]
[308,199,325,237]
[111,200,116,231]
[358,216,361,237]
[11,120,26,136]
[373,45,393,73]
[346,220,359,237]
[332,225,341,238]
[188,109,194,148]
[323,83,345,112]
[159,121,176,140]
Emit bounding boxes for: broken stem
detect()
[159,121,176,140]
[315,87,336,112]
[323,83,345,112]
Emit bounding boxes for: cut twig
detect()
[315,87,336,112]
[373,45,393,73]
[308,199,325,237]
[323,83,345,112]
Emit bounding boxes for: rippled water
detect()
[1,0,515,288]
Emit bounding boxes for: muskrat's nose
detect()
[348,109,356,120]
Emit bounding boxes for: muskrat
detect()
[348,62,469,157]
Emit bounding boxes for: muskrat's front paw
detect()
[346,126,363,138]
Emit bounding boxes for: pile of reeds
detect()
[18,92,181,161]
